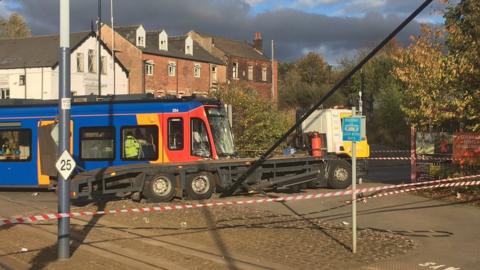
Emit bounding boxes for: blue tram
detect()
[0,95,235,188]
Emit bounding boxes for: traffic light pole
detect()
[58,0,71,260]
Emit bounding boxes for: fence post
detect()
[411,126,417,183]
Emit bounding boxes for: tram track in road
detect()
[0,193,284,270]
[0,195,175,270]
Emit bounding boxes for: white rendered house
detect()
[0,31,129,100]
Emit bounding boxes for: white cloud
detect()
[0,1,12,18]
[295,0,342,7]
[245,0,266,6]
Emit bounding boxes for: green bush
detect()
[212,84,292,157]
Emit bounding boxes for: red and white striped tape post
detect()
[1,174,479,228]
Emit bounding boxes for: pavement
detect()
[0,160,479,269]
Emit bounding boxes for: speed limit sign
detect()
[55,150,77,180]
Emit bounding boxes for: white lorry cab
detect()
[300,108,370,158]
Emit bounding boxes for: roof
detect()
[0,94,220,108]
[142,32,224,65]
[0,32,93,69]
[114,25,141,45]
[210,35,269,61]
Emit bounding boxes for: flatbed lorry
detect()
[0,94,353,202]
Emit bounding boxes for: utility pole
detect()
[97,0,102,95]
[359,69,364,116]
[58,0,71,259]
[271,40,275,102]
[351,107,357,254]
[110,0,116,95]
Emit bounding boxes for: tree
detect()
[0,13,31,39]
[278,52,344,109]
[213,84,292,157]
[393,25,457,131]
[394,0,480,133]
[342,40,410,146]
[444,0,480,131]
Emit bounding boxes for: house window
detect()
[191,118,211,158]
[248,65,253,81]
[194,64,201,78]
[76,52,84,72]
[211,65,217,81]
[100,56,107,75]
[168,118,183,150]
[0,129,31,161]
[232,62,239,79]
[88,49,97,73]
[262,67,267,82]
[145,61,154,76]
[0,89,10,100]
[121,125,158,160]
[168,62,176,77]
[80,127,115,160]
[19,75,26,86]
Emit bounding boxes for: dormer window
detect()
[136,25,146,47]
[159,30,168,51]
[185,36,193,56]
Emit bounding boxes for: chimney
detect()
[254,32,263,53]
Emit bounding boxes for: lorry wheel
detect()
[327,161,351,189]
[185,172,215,200]
[143,174,176,202]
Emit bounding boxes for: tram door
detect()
[37,120,73,186]
[0,123,35,186]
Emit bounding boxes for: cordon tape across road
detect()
[370,150,411,153]
[0,174,479,228]
[349,180,480,203]
[368,156,459,161]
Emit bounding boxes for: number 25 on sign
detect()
[55,150,76,180]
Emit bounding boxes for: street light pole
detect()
[110,0,116,95]
[58,0,71,260]
[97,0,102,95]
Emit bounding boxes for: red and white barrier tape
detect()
[368,156,453,161]
[371,150,410,153]
[350,180,480,203]
[1,174,479,227]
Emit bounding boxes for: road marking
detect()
[419,262,460,270]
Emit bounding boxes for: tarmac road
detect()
[258,188,479,270]
[0,160,479,270]
[255,160,479,270]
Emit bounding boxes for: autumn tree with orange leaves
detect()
[394,0,480,132]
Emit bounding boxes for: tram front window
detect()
[206,107,235,157]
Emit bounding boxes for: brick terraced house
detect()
[189,31,278,101]
[102,24,226,97]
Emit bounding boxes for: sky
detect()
[0,0,451,64]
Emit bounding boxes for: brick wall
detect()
[228,56,277,101]
[143,54,212,96]
[101,25,144,94]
